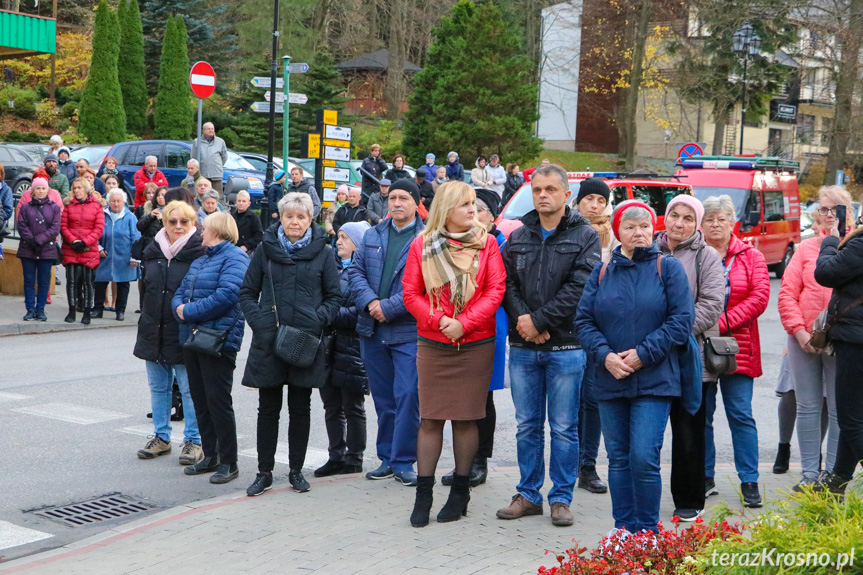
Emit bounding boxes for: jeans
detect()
[579,361,602,467]
[704,374,760,483]
[786,334,838,474]
[508,346,584,506]
[831,341,863,479]
[359,337,419,473]
[145,361,199,444]
[599,396,671,533]
[319,383,366,467]
[257,384,313,472]
[184,349,238,464]
[20,257,53,313]
[670,387,706,510]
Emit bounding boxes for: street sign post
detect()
[250,65,308,88]
[189,61,216,163]
[310,109,352,203]
[251,102,284,113]
[324,167,351,182]
[264,91,308,105]
[324,125,352,140]
[324,146,350,161]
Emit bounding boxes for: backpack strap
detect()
[598,261,610,285]
[657,254,663,285]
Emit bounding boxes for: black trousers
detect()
[184,348,238,464]
[94,281,130,313]
[832,341,863,479]
[319,384,367,466]
[257,384,313,472]
[476,391,496,459]
[65,263,94,309]
[670,384,707,510]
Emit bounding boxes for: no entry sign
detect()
[189,61,216,99]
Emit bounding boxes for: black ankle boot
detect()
[410,476,435,527]
[469,457,488,487]
[81,308,91,325]
[91,308,103,319]
[773,443,791,474]
[437,473,470,523]
[64,307,76,323]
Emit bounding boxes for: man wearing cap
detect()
[134,156,168,208]
[332,188,370,234]
[182,159,205,191]
[497,163,601,527]
[286,166,322,218]
[423,154,438,183]
[191,122,228,197]
[266,169,288,222]
[414,169,435,211]
[43,153,70,197]
[349,179,425,487]
[367,178,391,224]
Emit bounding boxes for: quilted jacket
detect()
[779,231,833,335]
[16,195,61,261]
[60,193,104,268]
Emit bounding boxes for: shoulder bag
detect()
[704,254,740,375]
[267,259,321,368]
[811,294,863,350]
[182,264,231,357]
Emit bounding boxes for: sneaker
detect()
[137,436,171,459]
[46,294,51,304]
[674,508,702,522]
[36,311,48,321]
[821,471,851,495]
[340,464,363,474]
[210,463,239,484]
[792,472,824,493]
[365,463,394,480]
[289,470,310,493]
[741,482,762,508]
[314,460,345,478]
[246,472,273,496]
[184,455,221,475]
[705,477,719,497]
[178,441,203,466]
[23,310,36,321]
[394,469,418,486]
[601,528,632,554]
[578,465,608,494]
[550,502,574,526]
[496,494,543,520]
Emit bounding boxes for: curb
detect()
[0,321,137,337]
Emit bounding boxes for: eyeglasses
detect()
[167,218,192,226]
[818,207,836,216]
[703,217,730,226]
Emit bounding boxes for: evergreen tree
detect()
[289,52,347,155]
[118,0,148,136]
[403,0,542,165]
[78,0,127,144]
[154,15,193,140]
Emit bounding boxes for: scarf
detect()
[587,214,612,248]
[107,208,125,223]
[421,226,487,316]
[155,227,196,261]
[278,225,312,254]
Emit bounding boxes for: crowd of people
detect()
[9,137,863,537]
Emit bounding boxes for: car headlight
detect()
[247,177,264,190]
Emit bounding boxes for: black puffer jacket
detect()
[133,232,205,365]
[502,207,600,351]
[240,223,342,389]
[503,173,525,205]
[231,206,263,253]
[136,206,164,255]
[328,255,368,393]
[815,233,863,345]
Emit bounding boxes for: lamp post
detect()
[265,0,280,187]
[733,22,762,154]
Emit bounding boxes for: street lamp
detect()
[733,22,762,154]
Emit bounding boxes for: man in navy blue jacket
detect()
[348,179,424,486]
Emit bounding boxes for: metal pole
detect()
[265,0,280,187]
[196,98,203,163]
[739,54,748,155]
[282,55,291,164]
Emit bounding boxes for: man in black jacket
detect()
[285,167,322,218]
[496,164,601,528]
[415,168,435,210]
[332,188,370,234]
[360,144,388,205]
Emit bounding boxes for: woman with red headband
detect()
[576,200,694,537]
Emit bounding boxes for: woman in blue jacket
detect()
[173,212,249,485]
[575,201,694,536]
[94,190,141,321]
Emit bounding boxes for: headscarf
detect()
[421,225,487,315]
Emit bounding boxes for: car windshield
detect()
[224,151,256,171]
[502,183,581,220]
[71,146,111,166]
[691,186,750,220]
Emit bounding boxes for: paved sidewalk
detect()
[0,464,800,574]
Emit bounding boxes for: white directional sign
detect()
[250,101,283,114]
[250,66,309,89]
[264,91,308,105]
[324,146,351,161]
[324,167,351,182]
[324,125,352,141]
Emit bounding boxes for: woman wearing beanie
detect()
[325,185,349,238]
[314,220,372,478]
[61,178,105,324]
[576,200,694,535]
[654,194,725,521]
[402,181,506,527]
[17,177,62,321]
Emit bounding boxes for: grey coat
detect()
[655,230,725,382]
[366,192,388,224]
[191,135,228,179]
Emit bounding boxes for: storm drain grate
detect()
[30,494,155,528]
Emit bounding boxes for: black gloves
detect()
[71,240,87,252]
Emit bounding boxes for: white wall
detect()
[537,1,583,150]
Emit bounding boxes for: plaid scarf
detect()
[421,226,487,316]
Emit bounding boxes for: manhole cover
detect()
[29,494,155,528]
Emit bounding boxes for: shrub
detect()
[2,87,39,119]
[36,100,58,127]
[219,127,239,149]
[56,119,72,132]
[61,101,79,118]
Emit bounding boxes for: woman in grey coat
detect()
[654,195,724,522]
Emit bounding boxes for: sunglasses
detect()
[168,218,192,226]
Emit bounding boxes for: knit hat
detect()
[389,178,420,205]
[426,153,435,161]
[611,200,656,241]
[336,183,349,197]
[274,169,286,182]
[44,153,59,163]
[31,177,49,189]
[57,147,71,159]
[576,177,611,205]
[447,151,458,161]
[339,221,371,250]
[474,188,501,218]
[665,194,705,228]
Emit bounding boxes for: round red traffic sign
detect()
[189,61,216,99]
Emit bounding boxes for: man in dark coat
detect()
[285,167,322,218]
[266,169,287,222]
[415,168,435,210]
[332,187,370,234]
[360,144,388,205]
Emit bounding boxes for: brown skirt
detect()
[417,339,495,420]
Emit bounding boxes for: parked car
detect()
[237,153,314,180]
[495,171,693,238]
[99,140,267,208]
[676,156,802,278]
[4,142,50,162]
[70,145,112,168]
[0,143,41,194]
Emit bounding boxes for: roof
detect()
[336,49,421,73]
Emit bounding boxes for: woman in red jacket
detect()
[403,181,506,527]
[61,178,105,324]
[702,195,770,508]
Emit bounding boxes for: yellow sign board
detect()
[321,160,336,168]
[322,180,336,188]
[306,133,321,158]
[323,138,350,148]
[322,110,338,125]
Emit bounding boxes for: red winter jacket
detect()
[134,167,169,207]
[717,235,770,378]
[778,230,833,336]
[61,194,104,268]
[403,232,506,346]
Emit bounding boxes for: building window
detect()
[798,114,816,144]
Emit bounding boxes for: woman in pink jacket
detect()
[778,186,853,490]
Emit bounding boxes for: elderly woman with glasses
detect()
[701,195,770,508]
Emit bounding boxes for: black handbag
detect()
[131,237,145,260]
[182,264,230,357]
[267,259,321,368]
